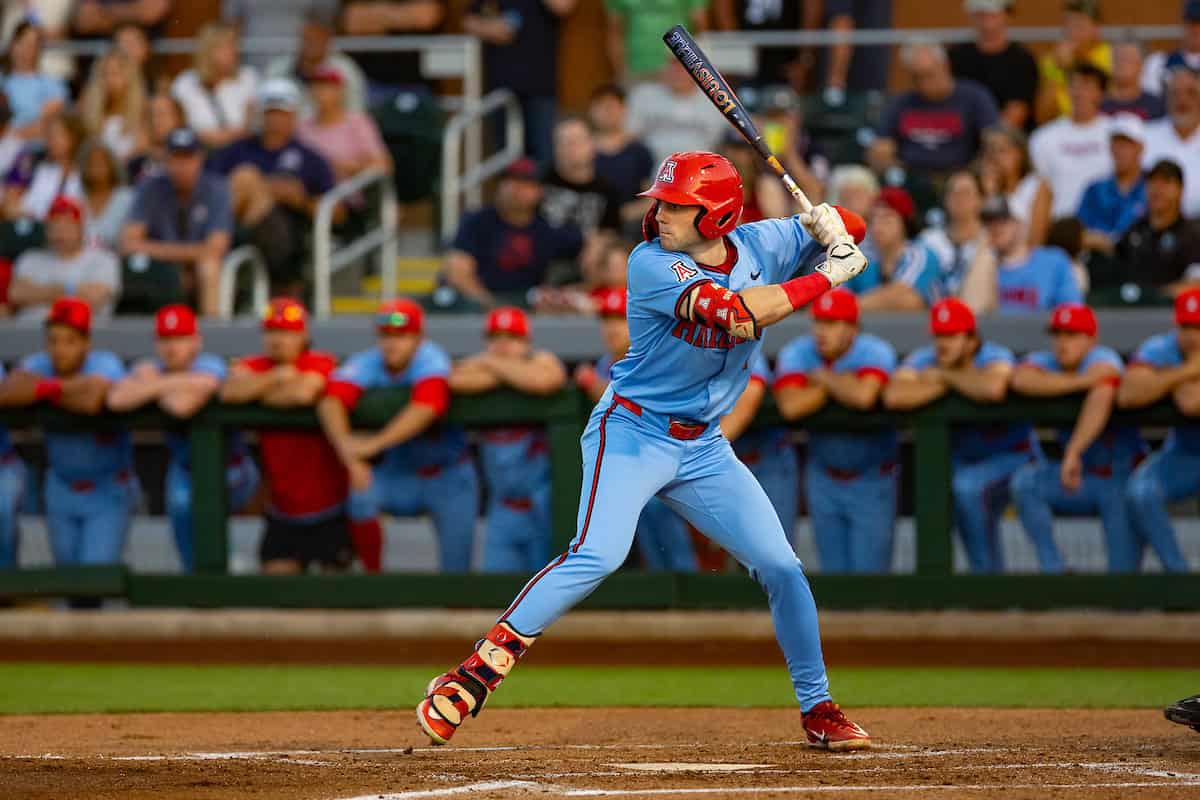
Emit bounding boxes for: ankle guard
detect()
[428,622,536,726]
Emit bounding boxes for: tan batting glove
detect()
[815,240,867,287]
[799,203,849,248]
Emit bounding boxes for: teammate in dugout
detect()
[318,299,479,574]
[108,305,260,571]
[419,151,876,751]
[576,286,698,572]
[449,307,567,574]
[1113,288,1200,573]
[774,289,899,574]
[0,298,136,567]
[884,298,1041,574]
[0,362,26,569]
[221,299,355,573]
[1009,303,1148,573]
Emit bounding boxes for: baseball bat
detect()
[662,25,813,213]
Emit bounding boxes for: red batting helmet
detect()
[639,152,743,240]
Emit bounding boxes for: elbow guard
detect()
[687,282,759,340]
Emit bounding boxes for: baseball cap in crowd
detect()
[1109,113,1146,145]
[1185,0,1200,23]
[486,306,531,338]
[1048,303,1098,337]
[308,63,345,85]
[1147,159,1185,184]
[593,286,627,318]
[46,297,91,335]
[262,298,308,331]
[1066,0,1101,19]
[980,195,1014,222]
[929,298,976,336]
[166,127,201,154]
[502,157,540,182]
[812,289,859,324]
[46,195,82,223]
[156,304,198,337]
[1176,288,1200,326]
[260,78,302,113]
[376,298,424,335]
[875,186,915,222]
[965,0,1010,12]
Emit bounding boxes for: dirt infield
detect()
[3,707,1198,799]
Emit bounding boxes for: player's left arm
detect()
[815,370,887,411]
[357,377,447,458]
[482,351,568,396]
[883,367,947,410]
[158,372,222,418]
[448,356,502,395]
[261,371,326,407]
[58,374,115,415]
[941,361,1013,404]
[1061,365,1121,491]
[0,369,40,407]
[1174,377,1200,416]
[720,374,766,440]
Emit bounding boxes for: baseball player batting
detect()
[418,151,874,751]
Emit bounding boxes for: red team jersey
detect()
[239,351,348,517]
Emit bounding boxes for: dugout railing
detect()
[0,391,1197,610]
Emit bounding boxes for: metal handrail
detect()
[312,168,399,320]
[217,245,270,320]
[440,89,525,243]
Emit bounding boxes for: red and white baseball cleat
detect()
[417,672,473,746]
[802,701,872,751]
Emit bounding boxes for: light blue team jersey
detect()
[902,341,1036,463]
[1022,345,1146,469]
[331,341,467,471]
[996,247,1083,314]
[611,216,826,423]
[775,333,899,473]
[146,353,249,469]
[1131,331,1200,453]
[20,350,133,481]
[842,240,944,306]
[732,350,791,460]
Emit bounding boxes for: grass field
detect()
[2,663,1194,715]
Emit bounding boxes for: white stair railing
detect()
[217,245,270,319]
[312,168,400,320]
[440,89,525,244]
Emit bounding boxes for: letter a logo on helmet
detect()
[659,160,677,183]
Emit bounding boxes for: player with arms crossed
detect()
[417,151,873,751]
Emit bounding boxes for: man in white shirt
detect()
[1029,62,1112,219]
[1142,68,1200,218]
[626,60,728,167]
[9,196,120,321]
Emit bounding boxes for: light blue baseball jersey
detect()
[610,216,826,423]
[902,341,1036,463]
[21,350,133,481]
[732,350,791,459]
[996,247,1083,314]
[842,240,943,306]
[1022,345,1146,468]
[147,353,250,469]
[775,333,899,472]
[331,341,467,471]
[1131,331,1200,452]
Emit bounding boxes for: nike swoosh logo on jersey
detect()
[750,270,762,280]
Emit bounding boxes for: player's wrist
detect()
[34,378,63,404]
[781,273,831,311]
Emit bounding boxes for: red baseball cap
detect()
[929,298,976,336]
[262,297,308,332]
[811,288,859,324]
[1176,288,1200,327]
[875,186,916,223]
[1048,303,1098,337]
[376,298,424,335]
[308,63,344,85]
[485,306,530,338]
[155,304,198,337]
[47,195,82,223]
[592,286,627,318]
[46,297,91,334]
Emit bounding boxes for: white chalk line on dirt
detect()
[509,761,1155,779]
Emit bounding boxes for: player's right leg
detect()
[165,461,194,571]
[845,467,897,574]
[44,471,84,565]
[803,461,851,573]
[481,501,527,573]
[951,454,1026,574]
[425,460,481,574]
[417,400,678,745]
[77,479,134,565]
[1009,462,1069,574]
[1126,449,1193,573]
[0,457,25,569]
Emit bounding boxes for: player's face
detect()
[599,316,630,358]
[378,332,421,372]
[1052,331,1093,371]
[813,319,856,361]
[934,333,972,368]
[45,325,89,375]
[263,330,307,364]
[486,333,530,359]
[655,201,704,252]
[155,335,200,372]
[1178,326,1200,356]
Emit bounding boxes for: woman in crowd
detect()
[980,125,1046,244]
[128,92,186,183]
[172,22,259,150]
[918,169,993,298]
[825,164,880,223]
[848,187,943,311]
[78,139,134,250]
[0,21,67,140]
[3,110,86,219]
[79,49,147,162]
[296,64,390,182]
